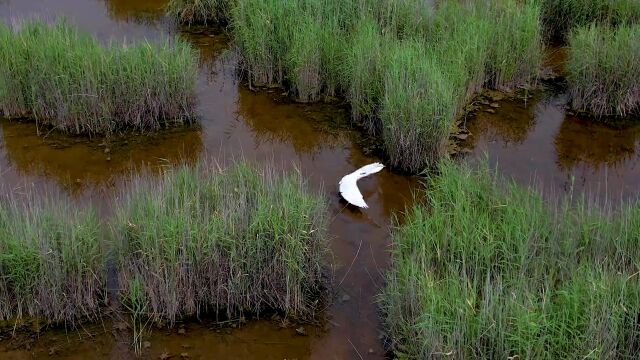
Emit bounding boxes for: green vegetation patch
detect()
[542,0,640,40]
[201,0,541,172]
[114,162,328,325]
[0,20,197,135]
[166,0,234,25]
[0,195,103,323]
[567,24,640,118]
[381,161,640,358]
[0,161,329,327]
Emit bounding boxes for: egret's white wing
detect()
[339,174,368,208]
[354,163,384,180]
[339,162,385,208]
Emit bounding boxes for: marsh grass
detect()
[567,24,640,118]
[166,0,234,24]
[0,160,329,336]
[0,193,103,324]
[168,0,542,171]
[542,0,640,40]
[0,20,197,135]
[381,161,640,358]
[114,161,328,325]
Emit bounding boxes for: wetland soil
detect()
[0,1,639,359]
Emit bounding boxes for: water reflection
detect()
[104,0,166,22]
[0,119,203,193]
[238,88,350,155]
[463,91,640,201]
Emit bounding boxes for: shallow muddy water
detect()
[461,90,640,203]
[1,1,640,359]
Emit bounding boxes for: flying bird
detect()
[339,162,385,208]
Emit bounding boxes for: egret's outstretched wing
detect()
[354,163,384,179]
[339,162,385,208]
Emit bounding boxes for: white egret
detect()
[339,162,385,208]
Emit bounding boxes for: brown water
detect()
[462,91,640,202]
[1,1,639,359]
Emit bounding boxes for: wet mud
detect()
[1,1,639,359]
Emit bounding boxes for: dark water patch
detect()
[0,119,202,194]
[462,90,640,202]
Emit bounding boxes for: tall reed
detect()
[0,193,103,323]
[114,162,328,325]
[567,24,640,118]
[542,0,640,40]
[381,161,640,358]
[166,0,234,24]
[168,0,543,172]
[0,161,329,329]
[0,20,197,135]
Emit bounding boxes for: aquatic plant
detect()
[0,193,103,323]
[0,20,197,135]
[168,0,542,172]
[114,161,328,325]
[381,161,640,358]
[567,24,640,118]
[542,0,640,40]
[166,0,234,24]
[0,160,329,329]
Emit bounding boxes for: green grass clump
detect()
[166,0,234,24]
[485,0,543,89]
[343,17,385,131]
[380,41,456,170]
[0,194,103,323]
[567,24,640,118]
[0,20,197,135]
[381,161,640,358]
[542,0,640,40]
[114,161,328,325]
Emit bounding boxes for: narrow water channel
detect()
[1,1,639,359]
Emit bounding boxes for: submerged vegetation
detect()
[0,20,197,135]
[381,161,640,358]
[169,0,543,172]
[567,24,640,118]
[0,161,328,327]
